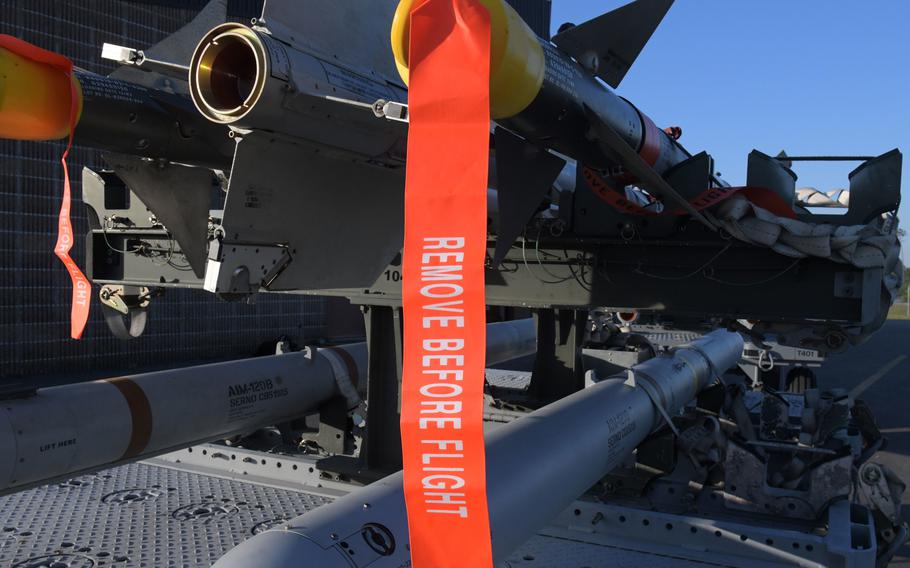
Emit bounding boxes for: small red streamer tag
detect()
[0,35,90,339]
[400,1,494,567]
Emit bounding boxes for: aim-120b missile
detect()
[0,319,535,496]
[213,330,744,568]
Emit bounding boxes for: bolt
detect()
[863,466,881,484]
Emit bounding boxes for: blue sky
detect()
[550,0,909,259]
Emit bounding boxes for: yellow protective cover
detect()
[391,0,546,119]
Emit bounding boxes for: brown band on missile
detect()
[324,346,361,387]
[105,378,153,460]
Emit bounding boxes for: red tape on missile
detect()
[583,167,797,219]
[401,1,493,567]
[0,35,90,339]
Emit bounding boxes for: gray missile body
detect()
[0,319,534,496]
[213,330,744,567]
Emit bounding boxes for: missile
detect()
[0,43,233,170]
[0,319,535,496]
[390,0,681,168]
[212,330,744,567]
[391,0,714,232]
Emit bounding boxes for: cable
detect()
[704,259,802,287]
[634,243,733,281]
[520,233,573,285]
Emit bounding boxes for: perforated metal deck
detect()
[0,462,332,567]
[0,458,723,568]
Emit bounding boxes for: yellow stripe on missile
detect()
[391,0,545,120]
[0,47,83,141]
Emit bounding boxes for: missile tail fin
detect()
[109,0,228,89]
[552,0,674,88]
[103,153,215,278]
[492,129,566,267]
[583,104,715,229]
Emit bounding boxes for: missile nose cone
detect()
[391,0,545,119]
[0,41,82,141]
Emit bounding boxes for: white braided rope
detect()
[713,194,903,299]
[796,187,850,208]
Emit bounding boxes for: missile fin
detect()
[552,0,674,88]
[492,129,566,267]
[102,153,215,278]
[110,0,228,92]
[216,130,405,291]
[583,104,716,230]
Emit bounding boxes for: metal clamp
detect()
[320,347,363,413]
[99,285,157,340]
[101,43,190,77]
[625,369,681,436]
[373,99,409,123]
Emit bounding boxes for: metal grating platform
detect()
[1,443,865,568]
[0,458,732,568]
[0,462,332,567]
[486,368,532,390]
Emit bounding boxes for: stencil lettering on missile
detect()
[605,407,636,462]
[226,377,289,423]
[0,36,91,339]
[400,1,494,567]
[79,75,146,105]
[542,42,581,99]
[319,62,396,102]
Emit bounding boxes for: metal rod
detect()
[774,156,874,162]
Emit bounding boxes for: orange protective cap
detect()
[0,42,82,141]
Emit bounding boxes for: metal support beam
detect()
[529,309,586,403]
[318,315,539,482]
[362,305,405,473]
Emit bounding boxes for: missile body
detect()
[213,330,744,568]
[0,345,353,497]
[74,71,235,170]
[0,319,535,496]
[0,45,233,169]
[391,0,688,174]
[189,23,408,162]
